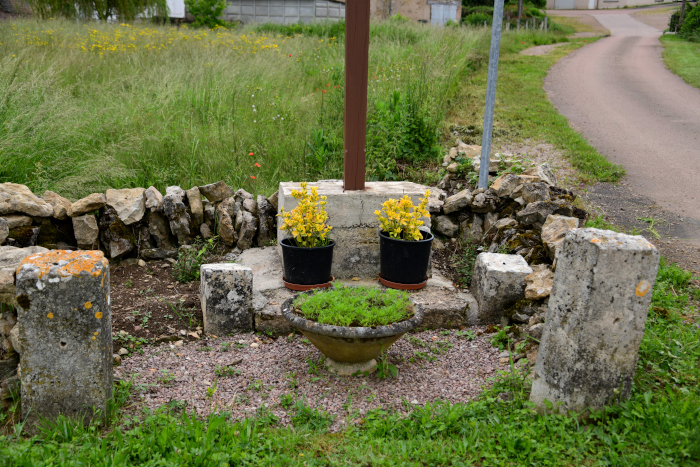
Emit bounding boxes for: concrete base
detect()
[325,357,377,376]
[277,181,432,280]
[237,247,478,336]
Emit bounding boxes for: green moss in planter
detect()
[293,285,414,327]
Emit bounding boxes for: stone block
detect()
[471,253,533,324]
[72,215,99,250]
[106,188,146,225]
[201,263,253,335]
[0,183,53,217]
[530,228,660,414]
[15,250,112,426]
[541,215,579,261]
[277,181,431,279]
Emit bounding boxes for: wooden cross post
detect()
[343,0,370,191]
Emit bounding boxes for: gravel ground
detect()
[117,328,501,431]
[520,43,570,56]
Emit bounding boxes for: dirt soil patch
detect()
[117,328,503,431]
[520,43,571,56]
[631,7,677,31]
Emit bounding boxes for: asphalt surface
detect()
[544,9,700,240]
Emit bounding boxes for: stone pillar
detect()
[15,250,112,426]
[201,263,253,335]
[530,228,660,414]
[471,253,533,324]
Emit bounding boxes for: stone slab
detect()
[238,246,477,335]
[15,250,112,427]
[201,263,253,335]
[277,181,432,279]
[530,228,660,414]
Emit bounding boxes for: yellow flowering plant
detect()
[277,182,333,248]
[375,190,431,241]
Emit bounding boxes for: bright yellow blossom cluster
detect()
[375,190,431,241]
[277,182,332,248]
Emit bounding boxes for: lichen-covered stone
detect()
[267,191,279,211]
[530,229,660,414]
[471,253,533,324]
[521,182,551,205]
[0,246,48,306]
[443,190,472,214]
[432,215,458,238]
[72,215,99,250]
[43,191,72,220]
[162,186,191,243]
[490,174,522,198]
[199,181,235,203]
[256,195,274,247]
[106,188,146,226]
[0,183,53,217]
[524,264,554,300]
[98,207,135,259]
[69,193,106,217]
[236,211,258,250]
[201,263,253,334]
[0,218,7,245]
[216,198,238,247]
[470,190,501,213]
[541,215,579,261]
[15,250,112,427]
[2,214,32,230]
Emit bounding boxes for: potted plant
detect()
[277,182,334,290]
[282,285,424,369]
[375,190,433,290]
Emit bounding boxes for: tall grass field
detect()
[0,18,494,198]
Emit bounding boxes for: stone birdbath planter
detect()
[281,286,424,375]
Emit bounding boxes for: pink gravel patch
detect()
[117,328,501,431]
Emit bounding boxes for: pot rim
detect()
[378,229,434,244]
[281,294,424,339]
[280,237,336,250]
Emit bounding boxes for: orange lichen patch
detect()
[94,331,99,335]
[591,238,601,243]
[92,336,97,340]
[95,312,103,319]
[46,313,54,319]
[84,302,93,309]
[17,250,108,278]
[636,280,651,297]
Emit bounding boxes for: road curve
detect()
[544,13,700,223]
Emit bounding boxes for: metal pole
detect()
[343,0,370,191]
[478,0,505,189]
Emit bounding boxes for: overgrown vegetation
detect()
[28,0,167,21]
[171,237,216,282]
[293,285,414,327]
[0,19,486,198]
[184,0,227,29]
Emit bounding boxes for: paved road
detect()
[544,10,700,227]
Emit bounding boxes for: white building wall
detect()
[226,0,345,24]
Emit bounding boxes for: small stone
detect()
[470,191,501,213]
[541,215,580,261]
[173,340,183,347]
[499,357,510,364]
[2,215,32,230]
[524,264,554,300]
[118,347,129,356]
[98,207,134,259]
[242,198,257,214]
[113,355,122,366]
[144,186,163,211]
[69,193,106,217]
[432,215,458,238]
[236,211,257,250]
[186,187,204,226]
[0,183,53,217]
[250,342,259,348]
[443,190,472,214]
[526,323,544,340]
[42,191,72,220]
[106,188,146,225]
[512,312,530,324]
[490,173,522,198]
[267,191,279,211]
[72,215,99,250]
[0,218,8,245]
[163,186,191,243]
[234,188,254,203]
[137,259,146,267]
[216,198,237,247]
[187,332,199,339]
[325,357,377,376]
[257,195,274,247]
[198,181,235,203]
[522,182,551,204]
[446,162,459,173]
[411,399,419,405]
[200,223,212,239]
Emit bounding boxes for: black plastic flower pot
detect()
[379,230,433,286]
[280,238,335,286]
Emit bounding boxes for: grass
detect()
[0,18,487,198]
[549,16,595,34]
[661,34,700,89]
[1,258,698,464]
[450,35,625,183]
[293,285,413,327]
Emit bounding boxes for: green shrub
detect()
[670,3,694,32]
[184,0,227,29]
[462,5,493,16]
[528,7,544,18]
[293,285,414,327]
[680,4,700,38]
[254,20,344,37]
[462,12,492,27]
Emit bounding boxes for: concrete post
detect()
[530,228,660,414]
[16,250,112,426]
[201,263,253,335]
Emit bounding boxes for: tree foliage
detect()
[29,0,168,21]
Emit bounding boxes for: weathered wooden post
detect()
[343,0,371,191]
